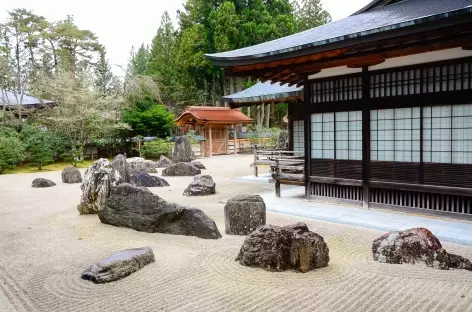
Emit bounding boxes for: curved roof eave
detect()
[205,3,472,66]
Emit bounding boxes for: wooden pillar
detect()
[288,104,294,151]
[362,66,371,208]
[303,75,312,199]
[209,124,213,157]
[224,127,229,154]
[234,125,237,155]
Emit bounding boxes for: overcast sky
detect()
[0,0,372,75]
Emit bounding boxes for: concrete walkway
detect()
[232,175,472,246]
[262,187,472,246]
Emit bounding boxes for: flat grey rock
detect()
[127,157,159,174]
[130,173,169,187]
[31,178,56,188]
[158,155,174,168]
[190,161,206,170]
[162,162,201,176]
[99,183,221,239]
[81,247,154,283]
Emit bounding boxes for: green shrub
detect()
[185,130,199,144]
[141,139,173,159]
[0,136,25,174]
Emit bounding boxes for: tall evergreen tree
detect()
[293,0,331,32]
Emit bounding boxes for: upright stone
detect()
[62,167,82,184]
[81,247,155,283]
[77,159,123,215]
[276,130,289,150]
[172,136,195,163]
[224,195,266,235]
[111,154,131,183]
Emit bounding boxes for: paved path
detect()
[233,175,472,246]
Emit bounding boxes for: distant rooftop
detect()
[175,106,253,126]
[222,81,303,107]
[0,90,55,107]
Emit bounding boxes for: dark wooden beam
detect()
[291,35,472,75]
[269,69,293,83]
[347,59,385,68]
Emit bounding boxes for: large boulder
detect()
[81,247,154,283]
[162,162,201,176]
[183,175,215,196]
[111,154,131,183]
[99,183,221,239]
[236,222,329,273]
[276,130,289,150]
[372,228,472,271]
[126,157,158,174]
[224,195,266,235]
[190,161,206,170]
[172,136,195,163]
[62,167,82,184]
[31,178,56,188]
[157,155,174,168]
[77,159,123,215]
[130,173,170,187]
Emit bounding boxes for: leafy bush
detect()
[122,95,175,137]
[0,136,25,174]
[141,139,173,159]
[247,127,280,147]
[21,125,69,168]
[0,126,20,139]
[185,130,199,144]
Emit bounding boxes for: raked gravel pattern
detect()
[1,155,472,312]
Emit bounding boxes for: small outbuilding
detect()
[175,106,253,157]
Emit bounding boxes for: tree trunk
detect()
[228,77,235,108]
[264,103,270,128]
[247,106,251,118]
[256,106,261,128]
[260,104,265,128]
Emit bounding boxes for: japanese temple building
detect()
[175,106,252,157]
[206,0,472,218]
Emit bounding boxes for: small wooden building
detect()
[207,0,472,219]
[175,106,252,157]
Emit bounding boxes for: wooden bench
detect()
[269,156,305,198]
[251,147,303,177]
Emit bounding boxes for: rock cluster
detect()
[99,183,221,239]
[162,162,201,176]
[81,247,155,283]
[224,195,266,235]
[236,222,329,273]
[183,175,215,196]
[172,136,195,163]
[31,178,56,188]
[372,228,472,271]
[61,167,82,184]
[130,173,169,187]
